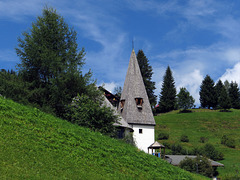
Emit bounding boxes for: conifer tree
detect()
[215,80,224,108]
[228,81,240,109]
[137,50,157,108]
[199,75,217,109]
[158,66,176,113]
[16,7,91,116]
[219,86,231,111]
[177,87,195,111]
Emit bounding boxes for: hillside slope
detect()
[155,110,240,179]
[0,97,204,179]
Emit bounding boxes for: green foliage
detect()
[199,136,208,143]
[177,87,195,111]
[215,80,224,108]
[219,85,231,111]
[179,156,214,178]
[137,49,157,109]
[199,75,217,109]
[221,135,236,148]
[170,144,188,155]
[0,70,30,105]
[65,94,118,136]
[228,81,240,109]
[16,7,92,117]
[180,135,189,142]
[158,66,177,113]
[157,132,169,140]
[0,97,204,179]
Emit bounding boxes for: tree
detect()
[179,156,214,178]
[158,66,176,113]
[199,75,217,109]
[218,86,231,111]
[65,94,118,136]
[177,87,195,112]
[114,86,122,98]
[137,50,157,108]
[228,81,240,109]
[16,7,91,116]
[215,80,224,108]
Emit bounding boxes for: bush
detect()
[192,143,224,161]
[199,136,208,143]
[180,135,189,142]
[179,156,214,178]
[157,132,169,140]
[65,94,118,136]
[171,144,188,155]
[221,135,236,148]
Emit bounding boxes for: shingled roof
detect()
[118,49,155,125]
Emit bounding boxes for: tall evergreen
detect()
[16,7,92,116]
[228,81,240,109]
[219,86,231,111]
[158,66,176,113]
[137,50,157,108]
[199,75,217,109]
[215,80,224,108]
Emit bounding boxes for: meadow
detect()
[155,109,240,179]
[0,97,205,179]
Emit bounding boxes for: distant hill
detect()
[155,109,240,179]
[0,97,204,179]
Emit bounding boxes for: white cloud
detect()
[219,62,240,85]
[99,82,119,93]
[175,69,203,106]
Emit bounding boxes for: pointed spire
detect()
[118,49,155,125]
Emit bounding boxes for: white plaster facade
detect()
[131,124,155,153]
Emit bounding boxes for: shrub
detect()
[171,144,188,155]
[179,156,214,178]
[199,136,208,143]
[157,132,169,140]
[162,142,171,149]
[221,135,236,148]
[180,135,189,142]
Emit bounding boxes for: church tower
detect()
[118,49,155,152]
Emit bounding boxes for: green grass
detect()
[0,97,205,180]
[155,109,240,179]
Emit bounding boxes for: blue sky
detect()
[1,0,240,106]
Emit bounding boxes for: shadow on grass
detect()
[219,109,232,112]
[178,110,193,113]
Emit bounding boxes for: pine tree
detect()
[199,75,217,109]
[219,86,231,111]
[158,66,176,113]
[215,80,224,108]
[228,81,240,109]
[177,87,195,112]
[137,50,157,109]
[16,7,90,116]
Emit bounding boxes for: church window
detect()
[135,98,143,109]
[139,129,143,134]
[120,100,125,112]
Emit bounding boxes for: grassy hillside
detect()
[155,109,240,179]
[0,97,205,180]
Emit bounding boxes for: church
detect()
[117,49,156,153]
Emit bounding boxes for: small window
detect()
[139,129,143,134]
[120,100,125,108]
[135,98,143,109]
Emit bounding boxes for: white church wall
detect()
[132,124,155,153]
